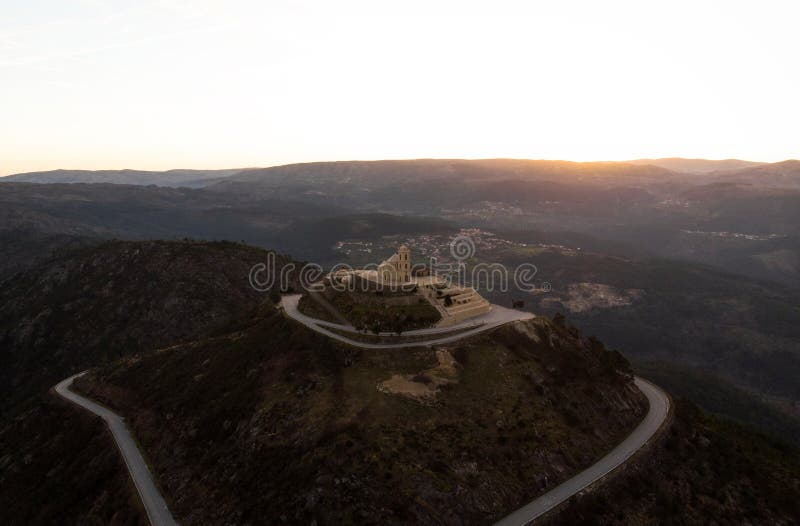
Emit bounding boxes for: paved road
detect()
[55,300,665,526]
[55,372,178,526]
[284,295,670,523]
[494,377,670,525]
[284,294,671,524]
[280,294,535,348]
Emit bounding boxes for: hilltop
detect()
[74,305,645,524]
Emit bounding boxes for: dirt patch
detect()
[377,350,460,403]
[541,282,644,313]
[510,320,542,343]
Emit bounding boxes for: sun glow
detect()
[2,0,799,175]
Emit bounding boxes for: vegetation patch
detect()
[317,289,441,333]
[551,400,800,525]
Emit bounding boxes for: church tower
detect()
[397,245,411,282]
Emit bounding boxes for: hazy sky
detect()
[2,0,799,175]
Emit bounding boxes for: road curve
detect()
[494,377,670,525]
[283,294,671,524]
[54,372,178,526]
[55,301,666,526]
[280,294,535,349]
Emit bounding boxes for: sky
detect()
[1,0,799,176]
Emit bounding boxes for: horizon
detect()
[3,0,799,176]
[2,155,798,178]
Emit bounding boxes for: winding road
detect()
[280,294,535,348]
[54,296,668,526]
[54,373,178,526]
[282,294,671,525]
[494,377,670,525]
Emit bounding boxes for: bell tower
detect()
[397,244,411,282]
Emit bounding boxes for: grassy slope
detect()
[0,398,145,526]
[0,240,290,525]
[296,289,441,332]
[483,246,800,443]
[327,290,442,332]
[549,400,800,525]
[635,361,800,445]
[77,307,645,525]
[0,239,290,410]
[297,293,342,323]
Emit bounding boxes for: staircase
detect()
[435,287,491,327]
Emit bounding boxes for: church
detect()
[332,244,492,327]
[378,244,412,283]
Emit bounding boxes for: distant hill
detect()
[214,158,677,187]
[206,159,678,213]
[8,159,796,189]
[628,157,764,173]
[707,159,800,188]
[628,158,800,189]
[0,181,345,270]
[2,168,246,188]
[0,182,465,272]
[3,156,800,286]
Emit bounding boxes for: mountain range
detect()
[5,158,799,189]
